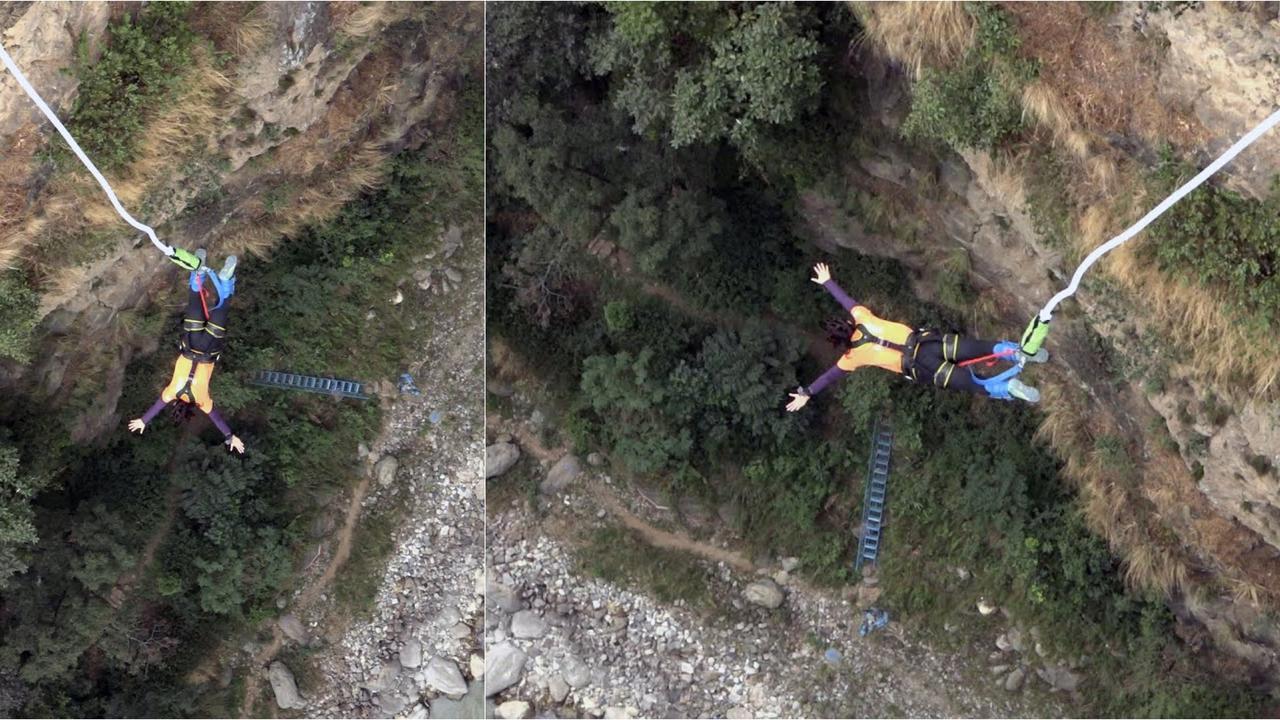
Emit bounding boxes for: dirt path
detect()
[238,454,378,717]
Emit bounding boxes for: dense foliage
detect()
[0,83,481,713]
[901,4,1036,151]
[0,273,38,363]
[66,2,199,171]
[487,3,1264,716]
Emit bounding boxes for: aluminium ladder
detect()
[250,371,371,400]
[855,421,893,573]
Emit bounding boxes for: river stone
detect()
[510,610,548,639]
[487,443,520,478]
[432,681,486,719]
[562,655,592,688]
[549,674,571,703]
[744,579,784,609]
[379,693,409,715]
[368,658,402,693]
[542,455,582,494]
[485,643,527,696]
[424,656,468,697]
[268,661,305,710]
[1004,667,1027,692]
[399,639,423,669]
[278,614,308,644]
[375,455,399,487]
[498,700,531,719]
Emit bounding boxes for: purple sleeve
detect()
[806,365,849,396]
[822,279,857,312]
[207,408,233,439]
[140,398,168,425]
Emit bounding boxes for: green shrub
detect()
[66,2,198,170]
[0,273,38,363]
[901,4,1036,151]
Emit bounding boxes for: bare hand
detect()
[811,262,831,285]
[228,435,245,454]
[128,418,146,434]
[785,391,810,412]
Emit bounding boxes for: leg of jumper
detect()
[940,334,999,363]
[914,341,989,394]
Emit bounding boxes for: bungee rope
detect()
[1020,107,1280,355]
[0,39,201,271]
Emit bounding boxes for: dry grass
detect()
[191,2,274,57]
[852,1,974,77]
[339,3,422,39]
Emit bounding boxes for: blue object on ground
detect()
[399,372,422,396]
[429,410,443,425]
[823,648,842,664]
[859,607,890,637]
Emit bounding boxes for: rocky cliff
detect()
[841,1,1280,679]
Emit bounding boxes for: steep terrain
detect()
[0,2,482,715]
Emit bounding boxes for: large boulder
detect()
[541,455,582,494]
[424,656,468,697]
[485,642,527,696]
[268,661,305,710]
[744,579,785,609]
[486,443,521,478]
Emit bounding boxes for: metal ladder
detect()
[855,420,894,573]
[250,371,371,400]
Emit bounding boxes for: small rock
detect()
[498,700,530,719]
[549,674,571,703]
[562,655,591,688]
[542,455,582,494]
[368,658,402,693]
[743,579,784,609]
[268,661,305,710]
[780,557,800,572]
[727,708,754,719]
[445,267,462,283]
[1037,663,1082,692]
[956,566,971,581]
[996,634,1013,652]
[510,609,548,639]
[391,289,404,305]
[400,639,423,669]
[486,443,521,479]
[1004,667,1027,692]
[375,455,399,487]
[469,654,485,679]
[978,598,997,616]
[603,707,633,719]
[485,643,528,696]
[1007,626,1027,653]
[424,657,468,697]
[990,664,1009,676]
[278,614,308,644]
[407,704,430,719]
[488,580,524,613]
[380,693,409,715]
[587,452,604,466]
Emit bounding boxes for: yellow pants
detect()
[161,356,216,414]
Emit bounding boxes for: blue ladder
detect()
[250,371,371,400]
[855,421,894,573]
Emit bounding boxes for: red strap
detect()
[957,348,1018,368]
[197,277,210,321]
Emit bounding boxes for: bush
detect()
[0,273,38,363]
[901,4,1036,151]
[66,2,198,170]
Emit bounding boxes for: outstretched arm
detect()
[129,397,169,433]
[785,364,850,412]
[207,409,245,454]
[810,262,858,312]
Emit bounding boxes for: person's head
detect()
[169,399,196,424]
[824,316,855,350]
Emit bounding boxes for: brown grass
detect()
[852,2,974,77]
[191,2,274,56]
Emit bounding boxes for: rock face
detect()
[268,661,305,710]
[484,642,527,697]
[743,579,785,609]
[487,442,521,478]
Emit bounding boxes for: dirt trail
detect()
[238,455,378,717]
[498,421,758,575]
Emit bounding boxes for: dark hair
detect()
[824,316,855,350]
[169,400,196,424]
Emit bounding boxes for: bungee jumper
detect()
[785,263,1046,412]
[129,252,245,453]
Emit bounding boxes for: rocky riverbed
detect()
[485,409,1069,719]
